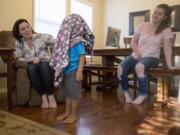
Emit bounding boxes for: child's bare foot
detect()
[48,95,57,109]
[62,115,77,124]
[57,113,69,120]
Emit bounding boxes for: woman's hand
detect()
[17,58,25,61]
[33,57,40,64]
[76,70,83,81]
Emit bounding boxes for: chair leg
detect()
[82,70,87,89]
[133,74,137,98]
[97,71,101,84]
[147,76,151,103]
[88,71,92,90]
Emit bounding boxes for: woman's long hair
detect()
[156,4,173,34]
[12,19,35,42]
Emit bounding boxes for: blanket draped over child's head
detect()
[49,14,95,87]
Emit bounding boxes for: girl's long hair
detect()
[156,4,172,34]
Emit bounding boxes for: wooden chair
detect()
[83,56,119,91]
[147,34,177,105]
[83,64,118,90]
[83,37,137,94]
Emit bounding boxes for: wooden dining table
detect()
[93,46,180,65]
[93,48,132,66]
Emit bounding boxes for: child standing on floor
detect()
[50,14,94,123]
[57,41,85,123]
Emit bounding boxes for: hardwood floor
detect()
[0,86,180,135]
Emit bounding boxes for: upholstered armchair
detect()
[0,31,61,106]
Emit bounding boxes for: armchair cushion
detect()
[14,60,42,106]
[15,65,31,105]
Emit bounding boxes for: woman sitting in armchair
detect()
[12,18,57,109]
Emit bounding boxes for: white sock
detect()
[124,92,132,103]
[132,95,147,104]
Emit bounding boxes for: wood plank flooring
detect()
[0,86,180,135]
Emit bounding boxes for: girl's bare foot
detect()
[132,95,147,104]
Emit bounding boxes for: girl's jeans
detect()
[118,55,159,95]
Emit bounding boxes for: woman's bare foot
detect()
[41,94,49,108]
[48,95,57,109]
[41,102,49,108]
[62,115,77,124]
[57,113,69,121]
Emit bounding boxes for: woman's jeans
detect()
[27,62,54,95]
[119,55,159,95]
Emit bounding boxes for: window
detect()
[71,0,92,29]
[34,0,93,36]
[34,0,66,37]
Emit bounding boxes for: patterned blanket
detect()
[49,14,94,87]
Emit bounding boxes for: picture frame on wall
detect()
[171,5,180,32]
[129,10,150,35]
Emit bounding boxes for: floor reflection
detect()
[4,83,179,135]
[137,98,180,135]
[90,88,103,102]
[41,108,57,121]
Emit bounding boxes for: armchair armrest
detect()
[15,60,28,68]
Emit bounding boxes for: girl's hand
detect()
[133,52,142,60]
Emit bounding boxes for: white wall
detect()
[0,0,33,30]
[103,0,180,48]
